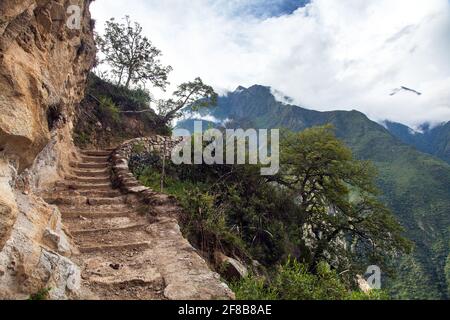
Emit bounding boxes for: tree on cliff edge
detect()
[277,126,412,273]
[96,16,217,125]
[96,16,172,89]
[156,77,217,124]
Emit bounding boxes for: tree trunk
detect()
[117,67,124,86]
[125,67,133,89]
[125,76,131,89]
[309,241,326,273]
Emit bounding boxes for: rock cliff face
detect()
[0,0,95,299]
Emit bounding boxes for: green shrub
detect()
[174,186,248,258]
[131,142,146,154]
[98,96,120,124]
[88,73,152,111]
[233,259,389,300]
[28,288,51,300]
[133,163,248,259]
[74,131,90,147]
[232,275,277,300]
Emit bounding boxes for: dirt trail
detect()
[45,149,233,300]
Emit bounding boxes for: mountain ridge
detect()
[383,120,450,164]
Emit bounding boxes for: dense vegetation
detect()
[130,126,408,300]
[178,85,450,299]
[232,260,389,300]
[74,73,168,148]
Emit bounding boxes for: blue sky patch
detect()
[227,0,310,19]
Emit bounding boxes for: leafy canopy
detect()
[276,125,412,273]
[156,77,218,124]
[96,16,172,89]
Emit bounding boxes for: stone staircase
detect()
[44,149,234,300]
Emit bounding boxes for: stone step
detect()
[72,162,110,169]
[81,256,163,289]
[66,176,111,184]
[75,226,148,248]
[62,210,133,220]
[81,155,110,163]
[47,195,126,206]
[81,150,112,157]
[73,169,110,178]
[72,223,147,236]
[45,196,87,206]
[86,197,127,206]
[59,203,132,212]
[64,216,141,230]
[79,242,151,254]
[53,190,122,198]
[83,282,164,300]
[57,183,113,191]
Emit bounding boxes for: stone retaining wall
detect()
[111,136,180,199]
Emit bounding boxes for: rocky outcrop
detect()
[0,0,95,171]
[214,252,248,281]
[0,159,17,251]
[0,0,95,299]
[357,275,373,294]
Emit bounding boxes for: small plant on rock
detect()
[28,287,51,301]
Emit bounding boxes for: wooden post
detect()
[161,140,166,192]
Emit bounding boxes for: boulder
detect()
[0,0,95,171]
[0,193,81,299]
[215,252,248,281]
[357,275,373,294]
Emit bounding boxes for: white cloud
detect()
[91,0,450,127]
[179,111,224,125]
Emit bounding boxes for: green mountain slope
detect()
[384,121,450,164]
[179,85,450,299]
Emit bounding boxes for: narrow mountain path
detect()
[45,149,233,300]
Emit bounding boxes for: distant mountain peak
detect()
[234,85,247,92]
[248,84,271,90]
[231,84,274,101]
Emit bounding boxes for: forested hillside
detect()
[384,121,450,164]
[179,85,450,299]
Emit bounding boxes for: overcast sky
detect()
[91,0,450,128]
